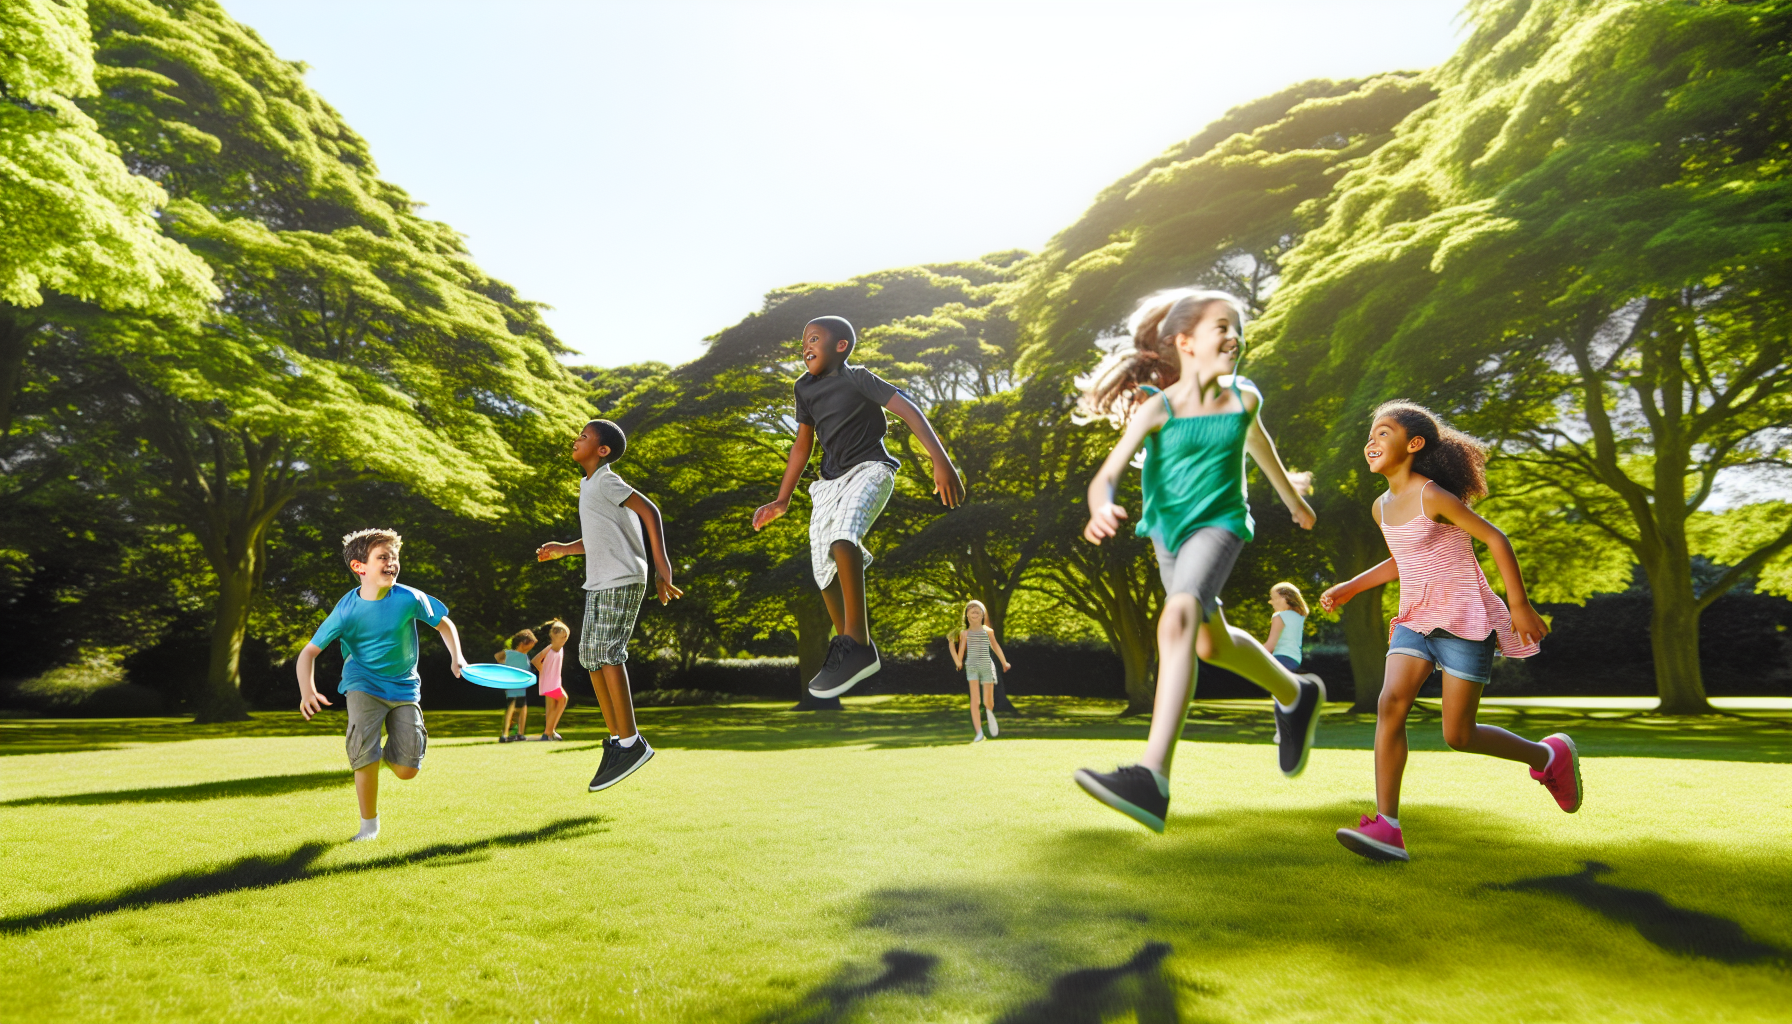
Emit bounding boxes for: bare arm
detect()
[435,616,467,676]
[986,630,1011,670]
[1430,489,1550,645]
[1084,399,1167,544]
[623,490,685,605]
[886,392,964,508]
[536,537,585,561]
[753,423,816,530]
[950,632,964,668]
[296,642,330,719]
[1265,617,1285,651]
[1321,558,1399,613]
[1242,393,1316,530]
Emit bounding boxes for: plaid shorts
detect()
[579,581,647,669]
[808,461,896,590]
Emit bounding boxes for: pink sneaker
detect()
[1530,733,1583,812]
[1336,814,1409,862]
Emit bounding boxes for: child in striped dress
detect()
[1321,401,1580,863]
[950,600,1011,743]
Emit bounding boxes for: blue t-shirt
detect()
[307,584,449,703]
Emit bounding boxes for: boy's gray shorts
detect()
[1151,526,1245,621]
[345,690,428,771]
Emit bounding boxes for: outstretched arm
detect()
[623,490,685,605]
[886,393,964,508]
[753,423,816,530]
[1431,490,1549,645]
[1243,402,1315,530]
[1084,399,1166,544]
[1320,558,1399,613]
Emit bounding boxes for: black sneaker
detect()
[1274,676,1326,777]
[807,636,881,698]
[586,738,616,789]
[1073,764,1169,833]
[589,736,654,792]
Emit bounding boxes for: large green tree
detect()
[1252,0,1792,713]
[0,0,214,435]
[55,0,589,720]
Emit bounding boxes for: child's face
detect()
[1175,302,1241,370]
[352,544,400,587]
[572,424,611,464]
[801,324,847,375]
[966,605,984,627]
[1364,416,1421,475]
[1270,590,1288,611]
[550,630,569,649]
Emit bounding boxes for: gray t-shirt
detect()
[578,464,649,591]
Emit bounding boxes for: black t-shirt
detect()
[794,363,902,480]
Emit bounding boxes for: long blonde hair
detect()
[1082,288,1249,418]
[954,600,990,640]
[1271,582,1309,617]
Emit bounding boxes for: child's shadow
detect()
[1491,861,1787,965]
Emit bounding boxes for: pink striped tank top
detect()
[1380,483,1539,659]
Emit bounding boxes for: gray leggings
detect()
[1151,526,1244,621]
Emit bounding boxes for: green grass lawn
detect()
[2,697,1788,1023]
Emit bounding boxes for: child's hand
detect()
[536,541,569,562]
[933,460,965,509]
[1084,503,1128,543]
[1002,661,1013,671]
[752,497,789,531]
[1290,499,1316,531]
[299,688,331,720]
[1511,602,1550,647]
[654,576,684,605]
[451,656,467,678]
[1287,470,1314,496]
[1318,583,1350,613]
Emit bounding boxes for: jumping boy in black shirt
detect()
[753,316,964,696]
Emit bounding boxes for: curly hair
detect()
[1082,288,1248,418]
[1372,400,1488,503]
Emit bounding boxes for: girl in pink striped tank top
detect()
[1320,402,1582,862]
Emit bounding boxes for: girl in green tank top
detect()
[1071,288,1326,835]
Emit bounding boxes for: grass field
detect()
[2,696,1789,1023]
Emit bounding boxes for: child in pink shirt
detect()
[532,619,571,740]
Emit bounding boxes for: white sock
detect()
[618,734,639,748]
[1382,815,1400,829]
[608,734,619,743]
[352,815,379,842]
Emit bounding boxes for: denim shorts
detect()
[1388,624,1495,685]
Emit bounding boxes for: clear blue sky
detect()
[221,1,1465,367]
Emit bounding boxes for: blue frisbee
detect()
[462,663,536,689]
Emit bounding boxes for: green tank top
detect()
[1135,381,1255,549]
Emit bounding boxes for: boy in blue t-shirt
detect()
[296,527,468,842]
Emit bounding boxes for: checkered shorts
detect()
[579,581,647,669]
[808,461,896,590]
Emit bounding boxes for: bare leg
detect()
[1141,595,1200,775]
[599,663,638,739]
[588,670,618,736]
[517,701,529,737]
[1439,675,1550,769]
[354,762,380,819]
[544,695,567,736]
[968,680,983,734]
[828,540,869,645]
[1196,607,1301,707]
[981,683,996,715]
[1374,655,1434,819]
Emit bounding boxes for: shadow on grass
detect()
[3,771,347,807]
[1491,862,1788,964]
[0,817,607,934]
[748,949,937,1024]
[993,942,1182,1024]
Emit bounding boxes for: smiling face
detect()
[1364,416,1422,475]
[352,543,399,589]
[965,603,985,628]
[801,323,848,376]
[1170,301,1242,375]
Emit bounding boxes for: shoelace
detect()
[823,636,849,668]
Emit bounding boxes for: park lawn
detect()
[0,697,1788,1023]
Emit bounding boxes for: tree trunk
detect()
[195,560,254,722]
[1642,555,1712,714]
[789,588,840,711]
[1114,574,1158,716]
[0,308,36,437]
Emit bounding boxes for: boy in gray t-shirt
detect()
[536,419,682,793]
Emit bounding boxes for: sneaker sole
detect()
[588,744,655,792]
[1336,828,1410,862]
[988,719,999,737]
[1546,733,1583,813]
[1073,769,1165,834]
[1281,678,1327,779]
[808,655,882,699]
